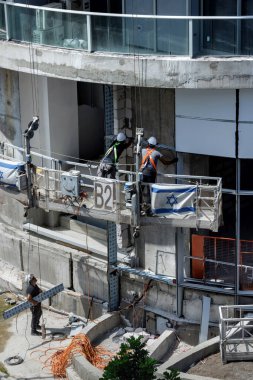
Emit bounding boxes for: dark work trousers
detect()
[141,172,157,205]
[30,304,42,332]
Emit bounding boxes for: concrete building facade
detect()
[0,0,253,333]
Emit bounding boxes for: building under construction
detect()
[0,0,253,335]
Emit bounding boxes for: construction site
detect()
[1,0,253,379]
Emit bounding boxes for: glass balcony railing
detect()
[1,1,253,57]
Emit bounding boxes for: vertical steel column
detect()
[107,221,119,311]
[4,3,10,41]
[104,85,119,311]
[235,89,240,304]
[87,14,92,53]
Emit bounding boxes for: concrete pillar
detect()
[133,88,177,273]
[113,86,133,249]
[19,73,79,166]
[0,68,22,160]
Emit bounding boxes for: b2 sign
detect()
[94,181,115,211]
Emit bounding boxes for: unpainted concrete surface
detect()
[0,307,71,379]
[188,352,253,380]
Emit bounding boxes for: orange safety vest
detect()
[140,148,157,171]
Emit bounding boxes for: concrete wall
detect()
[0,191,25,228]
[130,87,177,274]
[21,236,72,288]
[2,42,253,89]
[0,68,22,158]
[72,252,108,301]
[19,74,79,164]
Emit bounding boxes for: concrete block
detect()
[0,191,25,228]
[158,336,219,374]
[146,311,156,335]
[83,312,121,342]
[139,224,176,276]
[148,329,176,361]
[22,237,71,288]
[157,316,171,335]
[0,258,23,291]
[66,365,82,380]
[0,227,23,269]
[64,216,107,242]
[72,355,102,380]
[183,299,202,322]
[51,289,104,319]
[72,252,108,301]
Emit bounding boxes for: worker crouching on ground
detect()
[26,274,42,336]
[140,136,178,213]
[97,132,133,179]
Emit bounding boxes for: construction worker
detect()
[140,136,178,213]
[140,136,178,184]
[26,274,42,336]
[97,132,133,179]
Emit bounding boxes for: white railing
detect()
[1,1,253,57]
[0,141,222,229]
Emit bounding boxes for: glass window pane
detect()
[240,160,253,191]
[0,3,6,40]
[63,13,87,50]
[156,20,188,55]
[239,195,253,290]
[209,156,236,190]
[8,6,36,42]
[241,0,253,55]
[202,0,237,53]
[92,15,123,53]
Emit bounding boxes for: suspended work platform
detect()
[219,305,253,363]
[0,142,222,231]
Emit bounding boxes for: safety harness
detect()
[140,148,157,171]
[103,141,121,163]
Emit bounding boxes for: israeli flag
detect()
[151,184,197,217]
[0,159,25,187]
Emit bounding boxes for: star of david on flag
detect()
[151,184,197,217]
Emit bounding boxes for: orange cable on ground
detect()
[45,333,113,378]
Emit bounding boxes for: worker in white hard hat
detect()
[140,136,178,184]
[26,274,42,336]
[97,132,133,179]
[140,136,178,213]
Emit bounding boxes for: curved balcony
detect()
[1,2,253,88]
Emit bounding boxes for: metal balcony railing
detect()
[1,2,253,57]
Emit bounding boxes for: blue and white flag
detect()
[151,184,197,217]
[0,159,25,187]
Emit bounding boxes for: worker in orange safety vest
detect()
[140,136,178,184]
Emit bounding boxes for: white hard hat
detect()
[25,273,35,283]
[116,132,126,142]
[148,136,157,146]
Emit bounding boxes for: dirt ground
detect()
[188,352,253,380]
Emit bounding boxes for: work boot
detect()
[31,330,41,336]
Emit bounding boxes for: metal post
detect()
[24,117,39,209]
[4,3,10,41]
[104,84,119,311]
[87,14,92,52]
[25,136,33,208]
[107,221,119,311]
[189,19,193,58]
